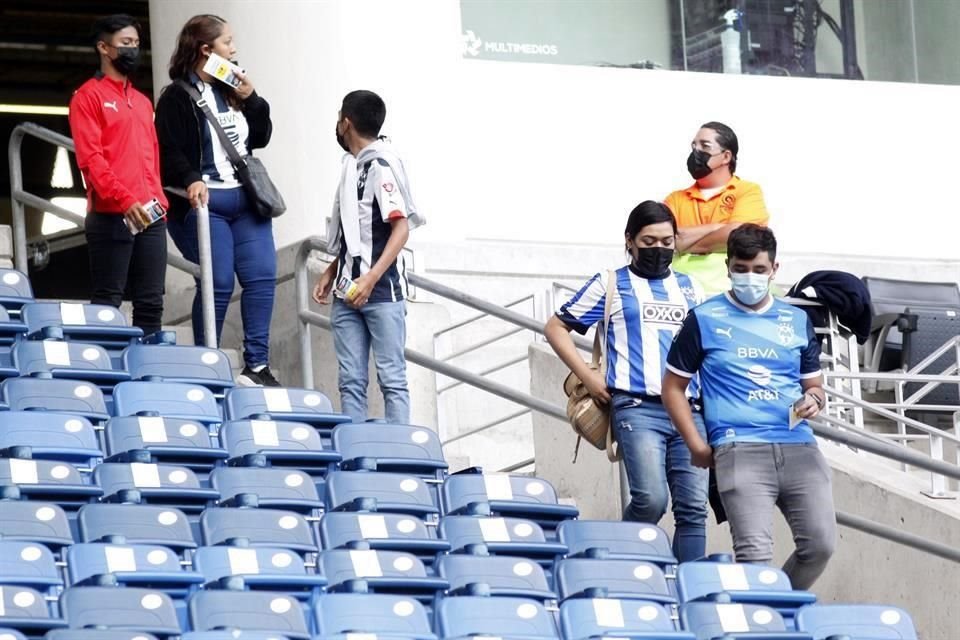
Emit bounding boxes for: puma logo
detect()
[103,101,118,112]
[715,326,733,339]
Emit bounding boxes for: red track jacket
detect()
[68,74,168,214]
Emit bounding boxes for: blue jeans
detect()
[331,297,409,424]
[167,188,276,367]
[612,394,709,562]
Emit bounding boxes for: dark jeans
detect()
[166,187,276,367]
[85,211,167,336]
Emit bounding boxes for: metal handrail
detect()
[293,235,959,561]
[8,122,216,347]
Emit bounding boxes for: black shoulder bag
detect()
[177,79,286,218]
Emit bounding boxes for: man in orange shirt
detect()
[665,122,769,293]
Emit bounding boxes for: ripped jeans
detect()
[612,393,709,563]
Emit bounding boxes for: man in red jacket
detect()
[68,14,167,335]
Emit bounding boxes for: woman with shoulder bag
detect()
[544,201,709,562]
[155,14,279,386]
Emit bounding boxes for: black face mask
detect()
[687,149,716,180]
[631,246,674,279]
[335,123,349,153]
[110,46,141,76]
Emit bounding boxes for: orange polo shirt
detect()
[664,176,769,228]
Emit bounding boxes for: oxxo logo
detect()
[642,302,686,325]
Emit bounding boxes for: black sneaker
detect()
[237,365,280,387]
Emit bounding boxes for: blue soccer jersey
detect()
[557,266,704,397]
[666,292,822,445]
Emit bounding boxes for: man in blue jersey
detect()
[662,224,835,589]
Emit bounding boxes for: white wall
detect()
[151,0,960,260]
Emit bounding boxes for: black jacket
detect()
[787,270,873,344]
[154,79,273,216]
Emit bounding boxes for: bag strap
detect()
[602,270,621,462]
[176,79,246,169]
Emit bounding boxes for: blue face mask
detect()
[730,272,770,305]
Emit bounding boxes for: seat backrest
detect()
[123,344,234,388]
[0,541,60,589]
[863,277,960,315]
[193,545,309,584]
[0,501,73,550]
[0,585,59,630]
[313,592,433,638]
[112,381,221,423]
[61,586,180,635]
[0,411,100,464]
[188,590,309,639]
[224,387,348,428]
[0,269,34,310]
[437,554,550,598]
[677,561,794,603]
[210,467,322,511]
[21,302,133,332]
[442,474,578,525]
[66,543,187,586]
[795,604,918,640]
[46,631,159,640]
[557,520,676,564]
[78,504,196,552]
[180,633,291,640]
[556,558,672,602]
[13,340,116,376]
[319,512,446,553]
[439,516,553,553]
[104,415,223,462]
[94,462,213,510]
[681,602,788,639]
[320,549,430,589]
[220,419,324,459]
[560,598,676,640]
[0,458,100,503]
[0,628,26,640]
[200,507,316,553]
[2,377,108,421]
[325,471,438,516]
[332,423,446,473]
[437,595,556,639]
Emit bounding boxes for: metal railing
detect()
[8,122,216,347]
[293,235,960,561]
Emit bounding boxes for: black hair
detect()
[700,121,738,173]
[91,14,140,50]
[624,200,678,239]
[727,223,776,262]
[341,90,387,138]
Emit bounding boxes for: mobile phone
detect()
[202,52,245,88]
[789,395,805,429]
[124,198,166,236]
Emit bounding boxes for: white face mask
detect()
[730,272,770,305]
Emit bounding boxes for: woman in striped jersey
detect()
[544,201,709,562]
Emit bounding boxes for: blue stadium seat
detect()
[0,501,73,552]
[188,590,309,640]
[193,545,325,596]
[13,340,129,385]
[439,516,566,562]
[0,458,101,507]
[557,520,677,566]
[436,595,558,640]
[220,418,340,475]
[224,387,350,432]
[0,629,26,640]
[0,269,35,316]
[0,541,62,592]
[60,586,180,636]
[680,602,812,640]
[795,604,918,640]
[112,381,221,425]
[2,377,109,422]
[66,542,203,592]
[181,633,290,640]
[332,423,447,477]
[78,504,196,553]
[319,549,446,599]
[210,467,323,513]
[437,554,554,601]
[21,302,142,350]
[123,344,234,392]
[95,462,218,513]
[441,473,578,529]
[556,558,675,604]
[200,508,317,554]
[678,562,816,624]
[0,307,26,380]
[560,598,693,640]
[318,512,449,560]
[46,631,159,640]
[325,471,439,518]
[104,415,228,470]
[0,412,101,467]
[0,585,65,634]
[313,592,435,640]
